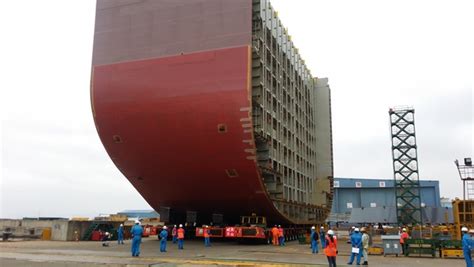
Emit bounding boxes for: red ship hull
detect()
[92,46,290,224]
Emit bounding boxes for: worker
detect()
[361,227,369,265]
[74,230,80,242]
[130,220,143,257]
[348,226,355,244]
[462,227,473,267]
[400,228,409,255]
[320,226,326,249]
[271,225,279,245]
[278,225,285,246]
[204,225,211,247]
[310,226,319,254]
[159,226,168,252]
[117,224,124,245]
[324,229,338,267]
[102,232,111,247]
[177,224,185,250]
[172,225,177,243]
[347,227,362,265]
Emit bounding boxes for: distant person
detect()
[310,226,319,254]
[324,229,338,267]
[361,227,369,265]
[159,226,168,252]
[117,224,124,245]
[102,232,110,247]
[278,225,285,246]
[400,228,409,255]
[131,220,143,257]
[271,225,279,245]
[204,225,211,247]
[347,228,362,265]
[320,226,326,249]
[461,227,473,267]
[74,230,80,242]
[172,225,178,243]
[348,226,355,244]
[177,224,185,249]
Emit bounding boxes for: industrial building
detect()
[328,177,451,224]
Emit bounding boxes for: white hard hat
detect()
[354,228,360,232]
[163,226,167,229]
[462,227,468,232]
[328,230,334,235]
[134,220,140,224]
[120,224,123,227]
[179,224,183,227]
[105,232,109,235]
[352,226,355,229]
[320,226,324,229]
[174,225,177,227]
[311,226,315,229]
[402,228,407,232]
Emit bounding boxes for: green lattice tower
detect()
[389,107,422,226]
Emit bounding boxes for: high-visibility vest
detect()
[178,228,185,239]
[204,229,210,238]
[324,236,337,257]
[278,228,284,237]
[400,232,408,244]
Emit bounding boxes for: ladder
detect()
[82,222,99,241]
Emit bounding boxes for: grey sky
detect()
[1,0,473,219]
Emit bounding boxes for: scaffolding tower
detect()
[455,158,474,200]
[389,107,423,226]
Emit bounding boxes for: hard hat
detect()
[278,225,281,227]
[105,232,109,235]
[120,224,123,227]
[354,228,360,232]
[311,226,315,229]
[174,225,177,227]
[352,226,355,229]
[328,230,334,235]
[163,226,167,229]
[205,225,209,228]
[134,220,140,224]
[179,224,183,228]
[320,226,324,229]
[402,228,407,232]
[469,229,474,234]
[462,227,468,232]
[361,227,366,232]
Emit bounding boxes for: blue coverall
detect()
[320,229,326,249]
[159,229,168,252]
[311,230,319,253]
[117,226,124,244]
[348,231,362,265]
[130,224,143,257]
[462,232,473,267]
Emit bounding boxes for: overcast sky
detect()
[1,0,472,219]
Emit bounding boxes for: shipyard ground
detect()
[0,238,464,267]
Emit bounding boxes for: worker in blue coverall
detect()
[310,226,319,253]
[130,220,143,257]
[320,226,326,249]
[347,227,362,265]
[159,226,168,252]
[117,224,124,245]
[461,227,473,267]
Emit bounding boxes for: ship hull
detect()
[92,46,290,224]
